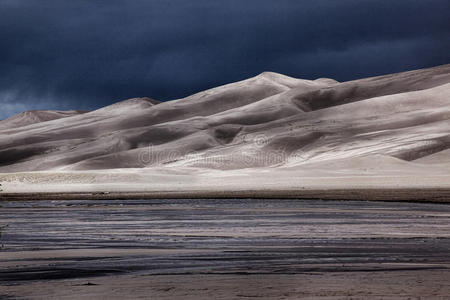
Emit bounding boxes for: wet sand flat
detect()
[2,186,450,202]
[1,199,450,299]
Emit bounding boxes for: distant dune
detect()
[0,109,88,129]
[0,64,450,197]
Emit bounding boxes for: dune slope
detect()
[0,64,449,192]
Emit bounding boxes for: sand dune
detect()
[0,64,449,194]
[0,109,88,129]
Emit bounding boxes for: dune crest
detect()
[0,109,88,129]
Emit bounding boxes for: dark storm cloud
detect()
[0,0,449,118]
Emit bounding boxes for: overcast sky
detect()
[0,0,449,119]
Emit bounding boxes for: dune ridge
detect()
[0,109,88,129]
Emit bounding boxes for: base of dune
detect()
[2,166,450,202]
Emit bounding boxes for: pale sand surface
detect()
[2,168,450,202]
[1,199,449,299]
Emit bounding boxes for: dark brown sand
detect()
[2,188,450,202]
[1,198,449,299]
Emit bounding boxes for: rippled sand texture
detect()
[0,65,450,195]
[1,199,450,299]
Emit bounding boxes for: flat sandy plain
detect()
[1,198,450,299]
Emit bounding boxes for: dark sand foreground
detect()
[1,199,449,299]
[2,187,450,202]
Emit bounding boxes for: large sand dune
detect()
[1,64,450,196]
